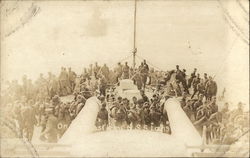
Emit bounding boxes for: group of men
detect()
[96,90,170,133]
[1,61,248,145]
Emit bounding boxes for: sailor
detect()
[204,73,208,85]
[193,94,204,119]
[205,76,217,101]
[21,100,37,141]
[181,69,189,94]
[197,79,205,96]
[93,62,101,79]
[208,96,218,114]
[110,97,127,128]
[99,74,107,97]
[175,65,182,81]
[149,103,161,129]
[140,90,149,103]
[133,69,142,90]
[96,97,108,130]
[188,68,197,88]
[141,60,149,90]
[101,64,109,79]
[127,97,139,129]
[115,62,123,82]
[143,102,151,129]
[122,62,130,79]
[68,67,77,92]
[136,99,145,129]
[191,73,200,99]
[172,80,182,97]
[180,92,187,108]
[59,67,70,96]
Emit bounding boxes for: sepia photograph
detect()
[0,0,249,157]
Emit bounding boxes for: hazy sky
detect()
[1,0,249,107]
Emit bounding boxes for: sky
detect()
[1,0,249,108]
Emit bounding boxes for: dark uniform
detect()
[122,63,130,79]
[191,74,200,99]
[188,69,197,88]
[205,77,217,101]
[96,103,108,130]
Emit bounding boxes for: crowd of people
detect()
[1,61,248,146]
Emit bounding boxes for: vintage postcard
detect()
[0,0,249,157]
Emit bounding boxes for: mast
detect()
[132,0,137,70]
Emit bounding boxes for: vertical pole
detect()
[133,0,137,70]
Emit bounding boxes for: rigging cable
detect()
[213,36,239,79]
[136,54,164,71]
[236,0,249,15]
[217,0,249,45]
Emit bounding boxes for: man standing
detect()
[96,97,108,130]
[205,76,217,101]
[116,62,123,82]
[21,100,36,141]
[68,67,77,93]
[191,73,201,99]
[93,62,101,79]
[141,60,149,90]
[99,75,107,97]
[188,68,197,88]
[59,67,69,96]
[122,62,130,79]
[101,64,109,79]
[181,69,189,94]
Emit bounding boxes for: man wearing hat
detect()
[205,76,217,101]
[122,62,130,79]
[188,68,197,88]
[96,100,108,131]
[208,96,218,114]
[140,90,149,103]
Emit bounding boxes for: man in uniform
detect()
[101,64,109,79]
[175,65,182,81]
[193,94,204,119]
[99,74,107,97]
[122,62,130,79]
[141,60,149,90]
[96,96,108,130]
[181,69,189,94]
[68,67,77,93]
[191,73,201,99]
[135,99,145,129]
[21,100,37,141]
[149,103,161,130]
[188,68,197,88]
[205,76,217,101]
[197,79,205,96]
[115,62,123,82]
[140,90,149,103]
[204,73,208,85]
[208,96,218,114]
[93,62,101,79]
[110,97,127,128]
[59,67,69,96]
